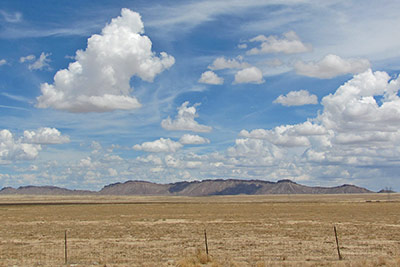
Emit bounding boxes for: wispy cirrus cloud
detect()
[1,92,32,104]
[0,104,31,111]
[0,10,22,23]
[145,0,284,31]
[1,25,102,39]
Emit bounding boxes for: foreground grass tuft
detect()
[176,248,220,267]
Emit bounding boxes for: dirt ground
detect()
[0,193,400,266]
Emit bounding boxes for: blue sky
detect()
[1,0,400,191]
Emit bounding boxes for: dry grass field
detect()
[1,194,400,266]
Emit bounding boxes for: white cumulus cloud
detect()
[219,69,400,183]
[208,57,250,70]
[227,138,282,166]
[0,59,6,66]
[233,66,264,84]
[236,69,400,172]
[179,134,210,145]
[274,90,318,106]
[36,8,175,113]
[198,71,224,85]
[137,154,163,165]
[0,128,70,164]
[133,138,183,153]
[294,54,370,79]
[23,127,70,144]
[240,128,309,147]
[319,69,400,137]
[239,121,326,147]
[247,31,311,55]
[0,129,41,163]
[161,101,212,132]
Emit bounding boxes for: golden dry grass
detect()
[0,193,400,266]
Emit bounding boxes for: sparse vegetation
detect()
[0,194,400,266]
[177,248,215,266]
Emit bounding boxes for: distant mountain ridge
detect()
[0,179,373,196]
[0,185,94,195]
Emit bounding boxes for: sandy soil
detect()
[0,193,399,266]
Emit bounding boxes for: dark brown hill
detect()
[98,179,372,196]
[100,180,169,195]
[0,179,373,196]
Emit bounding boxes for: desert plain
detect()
[0,193,400,266]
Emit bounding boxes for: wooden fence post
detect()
[65,230,68,264]
[204,229,209,255]
[334,225,342,260]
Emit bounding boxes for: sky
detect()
[1,0,400,191]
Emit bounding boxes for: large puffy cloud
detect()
[161,101,212,132]
[36,8,174,112]
[274,90,318,106]
[294,54,370,79]
[319,69,400,139]
[133,138,183,153]
[23,127,70,144]
[233,66,264,84]
[247,31,311,55]
[198,71,224,85]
